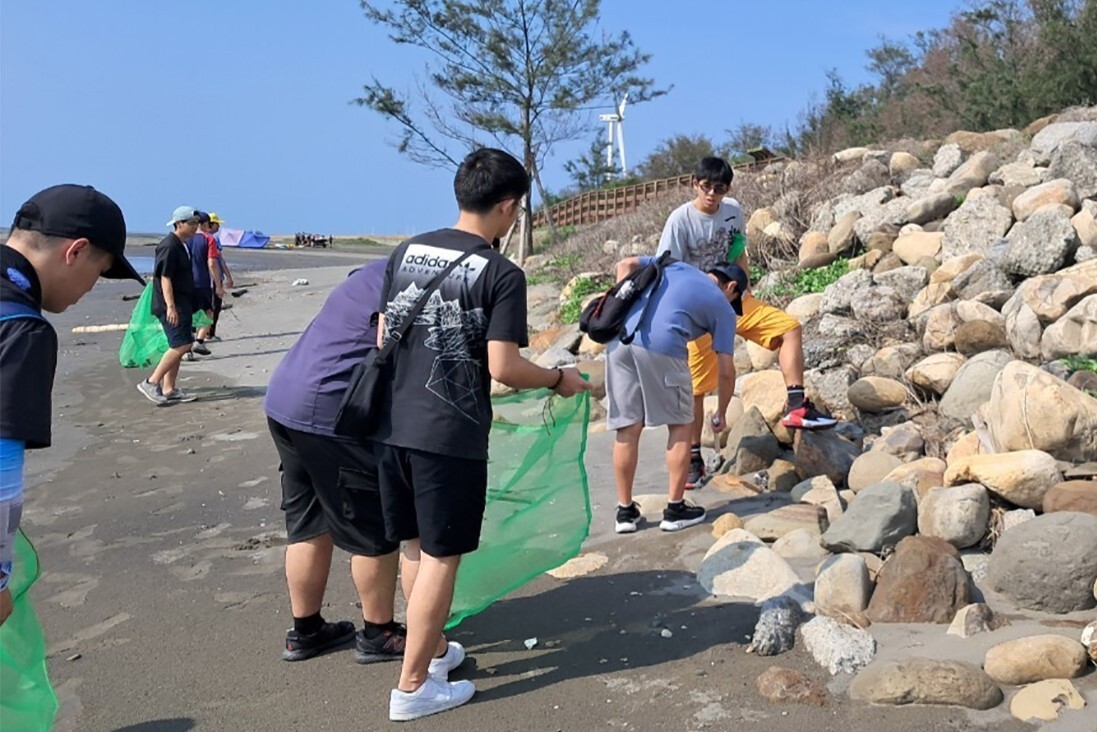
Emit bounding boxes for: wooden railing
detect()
[534,155,787,228]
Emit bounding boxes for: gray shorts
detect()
[605,341,694,430]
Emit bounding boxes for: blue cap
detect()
[166,205,198,227]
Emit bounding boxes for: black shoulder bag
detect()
[334,248,480,437]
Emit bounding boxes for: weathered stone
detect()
[800,616,877,675]
[1042,294,1097,360]
[851,285,907,322]
[955,298,1004,326]
[866,536,971,623]
[723,407,782,476]
[990,160,1045,188]
[947,603,1006,638]
[909,283,954,319]
[793,429,861,487]
[798,230,830,264]
[892,231,942,265]
[1010,679,1086,722]
[535,347,578,368]
[785,293,823,321]
[768,459,801,493]
[1043,480,1097,517]
[828,210,862,256]
[987,512,1097,613]
[939,350,1013,425]
[941,195,1014,260]
[953,319,1009,356]
[921,303,963,352]
[755,666,827,706]
[1003,298,1044,360]
[1011,178,1080,221]
[984,360,1097,462]
[932,143,963,177]
[796,476,844,523]
[1000,207,1080,277]
[805,366,857,421]
[873,265,929,302]
[945,151,997,196]
[918,484,989,548]
[883,458,948,501]
[843,158,891,196]
[848,377,907,413]
[906,353,966,395]
[743,504,829,541]
[819,268,874,315]
[848,452,903,493]
[866,226,899,253]
[931,253,983,284]
[1049,139,1097,199]
[945,450,1062,510]
[772,528,830,560]
[949,259,1013,303]
[860,344,922,381]
[815,554,872,620]
[984,635,1088,686]
[737,370,788,430]
[833,146,870,164]
[745,340,779,371]
[698,540,802,602]
[711,512,744,539]
[746,208,776,245]
[889,151,920,177]
[750,595,809,656]
[1073,206,1097,249]
[849,658,1002,709]
[1029,121,1097,165]
[871,421,925,460]
[822,482,917,553]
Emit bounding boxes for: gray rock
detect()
[941,195,1014,260]
[988,512,1097,613]
[945,151,998,196]
[805,366,857,421]
[819,269,874,315]
[750,595,809,656]
[900,169,938,198]
[933,143,964,177]
[800,616,876,675]
[947,603,1008,638]
[906,193,960,226]
[1000,208,1080,277]
[873,266,929,303]
[698,540,803,602]
[939,350,1013,425]
[724,407,782,476]
[822,482,918,553]
[534,347,577,368]
[828,211,862,256]
[815,554,872,619]
[842,159,890,196]
[794,429,861,487]
[950,259,1014,303]
[918,484,990,549]
[1030,121,1097,165]
[851,285,908,322]
[990,160,1046,188]
[849,658,1003,709]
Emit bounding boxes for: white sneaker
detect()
[428,641,466,678]
[389,676,475,721]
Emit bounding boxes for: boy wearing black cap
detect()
[1,184,144,626]
[604,256,744,535]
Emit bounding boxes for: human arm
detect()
[656,210,687,260]
[161,276,179,325]
[711,354,737,433]
[487,341,589,396]
[209,258,224,298]
[0,438,25,627]
[615,256,654,283]
[220,254,234,288]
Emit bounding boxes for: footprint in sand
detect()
[195,522,232,540]
[171,560,212,582]
[42,574,100,608]
[49,612,132,655]
[243,497,269,510]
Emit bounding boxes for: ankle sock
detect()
[668,500,684,507]
[786,386,805,410]
[294,612,325,636]
[690,444,702,462]
[362,619,399,639]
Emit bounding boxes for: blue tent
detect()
[220,228,271,248]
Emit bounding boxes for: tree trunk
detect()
[517,193,529,265]
[531,164,560,244]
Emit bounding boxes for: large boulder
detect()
[949,258,1013,304]
[793,429,861,487]
[940,193,1014,260]
[1043,481,1097,517]
[953,320,1009,356]
[905,195,958,227]
[849,658,1002,710]
[944,450,1062,510]
[851,285,908,322]
[889,151,920,177]
[819,268,874,315]
[698,540,802,602]
[1029,121,1097,165]
[983,635,1089,686]
[821,482,917,553]
[814,554,872,620]
[860,344,923,380]
[873,266,929,303]
[866,536,973,623]
[999,207,1080,277]
[918,484,990,548]
[920,303,963,352]
[1010,178,1080,221]
[847,377,907,413]
[906,353,966,395]
[944,151,997,196]
[828,210,862,256]
[883,458,948,501]
[848,452,903,493]
[984,360,1097,462]
[932,143,964,177]
[1049,140,1097,199]
[990,160,1046,188]
[743,504,829,541]
[871,421,925,459]
[938,350,1013,425]
[987,512,1097,613]
[722,406,782,475]
[1041,294,1097,361]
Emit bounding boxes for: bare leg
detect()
[666,423,693,502]
[690,394,705,447]
[774,327,804,387]
[351,551,399,624]
[285,533,334,617]
[196,310,214,341]
[161,349,189,395]
[397,551,462,692]
[613,423,644,506]
[400,540,448,656]
[150,345,189,392]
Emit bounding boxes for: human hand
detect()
[225,277,235,288]
[553,368,592,398]
[711,413,727,434]
[215,286,226,299]
[0,587,12,627]
[167,306,179,326]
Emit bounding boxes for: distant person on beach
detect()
[605,257,743,535]
[136,206,201,405]
[206,212,233,340]
[367,148,590,721]
[657,156,836,489]
[183,212,218,358]
[1,184,144,627]
[264,259,454,668]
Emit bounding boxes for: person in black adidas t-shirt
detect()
[368,149,590,721]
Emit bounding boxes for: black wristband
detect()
[551,367,564,389]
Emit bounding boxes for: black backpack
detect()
[579,251,674,344]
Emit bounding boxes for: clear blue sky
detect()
[1,0,961,237]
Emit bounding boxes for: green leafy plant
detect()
[559,275,611,324]
[1060,356,1097,375]
[755,258,849,301]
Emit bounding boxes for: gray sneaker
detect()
[165,388,198,403]
[191,342,211,356]
[137,380,168,405]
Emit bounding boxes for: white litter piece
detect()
[291,278,309,286]
[660,629,673,638]
[523,637,538,650]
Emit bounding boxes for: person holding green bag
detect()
[2,184,144,730]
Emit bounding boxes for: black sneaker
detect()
[660,501,707,532]
[685,457,706,490]
[282,620,356,662]
[781,398,838,430]
[614,502,643,534]
[354,623,407,664]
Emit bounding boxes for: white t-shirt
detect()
[656,198,745,272]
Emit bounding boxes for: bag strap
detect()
[620,251,673,345]
[0,299,47,323]
[378,246,483,360]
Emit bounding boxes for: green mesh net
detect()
[0,530,59,732]
[119,283,213,368]
[447,389,592,629]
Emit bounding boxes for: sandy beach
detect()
[22,247,1090,731]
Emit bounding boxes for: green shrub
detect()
[559,275,611,324]
[755,258,849,302]
[1061,356,1097,375]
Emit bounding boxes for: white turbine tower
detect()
[599,93,629,179]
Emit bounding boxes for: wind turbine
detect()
[599,93,629,179]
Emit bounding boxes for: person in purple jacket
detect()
[263,260,453,668]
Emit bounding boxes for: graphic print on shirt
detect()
[688,208,743,272]
[384,244,490,423]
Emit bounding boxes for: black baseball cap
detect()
[707,262,750,315]
[196,211,211,224]
[10,184,144,285]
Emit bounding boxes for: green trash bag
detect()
[0,530,59,732]
[447,389,592,629]
[119,283,212,368]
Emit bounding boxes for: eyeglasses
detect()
[698,182,729,196]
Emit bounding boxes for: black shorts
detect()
[268,418,396,557]
[193,288,214,312]
[158,311,194,349]
[374,444,488,558]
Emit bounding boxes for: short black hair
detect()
[693,156,734,186]
[454,148,530,214]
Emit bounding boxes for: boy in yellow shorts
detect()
[658,157,836,488]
